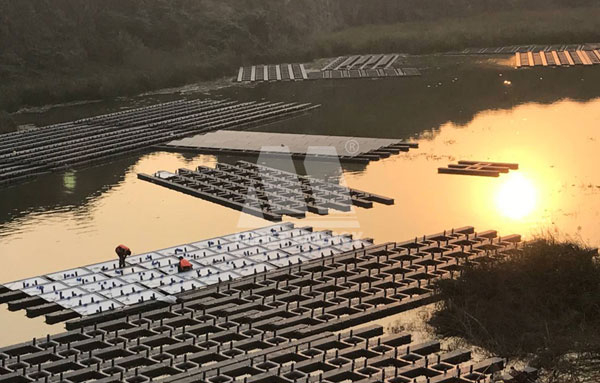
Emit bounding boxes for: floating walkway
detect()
[439,161,519,177]
[0,226,538,383]
[0,100,319,187]
[138,161,394,221]
[0,223,371,324]
[159,130,418,163]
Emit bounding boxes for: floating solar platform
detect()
[0,223,372,324]
[515,50,600,67]
[312,67,421,80]
[448,43,600,55]
[0,226,539,383]
[138,161,394,221]
[0,100,319,187]
[235,58,420,83]
[159,130,418,163]
[321,54,400,71]
[236,64,308,82]
[438,161,519,177]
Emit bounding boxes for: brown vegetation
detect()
[429,237,600,382]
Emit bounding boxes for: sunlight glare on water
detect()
[495,172,537,220]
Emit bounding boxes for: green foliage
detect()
[429,237,600,381]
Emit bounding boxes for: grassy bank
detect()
[2,4,600,122]
[0,112,16,134]
[316,8,600,56]
[429,237,600,382]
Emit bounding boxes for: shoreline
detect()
[2,6,600,120]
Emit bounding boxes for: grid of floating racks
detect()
[438,161,519,177]
[448,43,600,55]
[235,56,420,83]
[0,225,539,383]
[515,50,600,67]
[138,161,394,222]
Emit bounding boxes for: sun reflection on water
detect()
[495,172,537,220]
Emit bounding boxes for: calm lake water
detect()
[1,55,599,345]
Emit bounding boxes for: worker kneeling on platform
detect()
[116,244,131,268]
[178,256,193,273]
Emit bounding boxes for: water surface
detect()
[1,55,599,345]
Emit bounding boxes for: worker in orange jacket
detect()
[178,256,193,273]
[115,244,131,268]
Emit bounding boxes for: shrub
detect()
[429,236,600,382]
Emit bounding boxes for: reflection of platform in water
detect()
[439,161,519,177]
[139,161,394,221]
[0,223,371,324]
[160,130,418,163]
[0,100,319,188]
[515,50,600,67]
[0,225,538,383]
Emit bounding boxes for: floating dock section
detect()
[235,58,420,83]
[321,54,400,71]
[0,226,538,383]
[159,130,418,163]
[310,67,420,80]
[450,42,600,54]
[138,161,394,221]
[237,64,308,82]
[439,161,519,177]
[0,223,372,324]
[515,50,600,67]
[0,100,319,187]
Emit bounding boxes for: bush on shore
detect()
[0,111,16,133]
[429,237,600,382]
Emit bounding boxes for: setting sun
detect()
[495,172,537,220]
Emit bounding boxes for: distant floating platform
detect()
[235,61,420,83]
[313,67,420,80]
[515,50,600,67]
[0,100,319,187]
[448,42,600,55]
[237,63,309,82]
[139,160,394,221]
[322,54,400,71]
[159,130,418,163]
[438,161,519,177]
